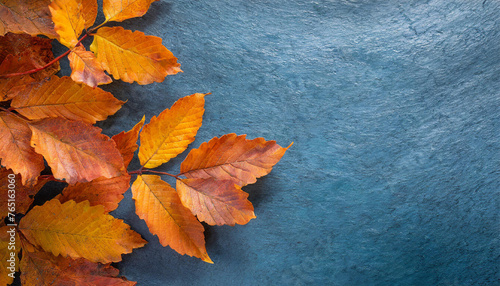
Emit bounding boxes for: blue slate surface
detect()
[56,1,500,285]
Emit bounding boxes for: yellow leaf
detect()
[69,45,113,87]
[0,0,57,38]
[132,175,212,263]
[91,26,181,84]
[103,0,158,23]
[49,0,85,48]
[82,0,98,29]
[19,199,147,263]
[139,93,205,168]
[12,76,124,124]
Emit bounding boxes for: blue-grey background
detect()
[57,0,500,285]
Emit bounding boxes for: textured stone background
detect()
[51,0,500,285]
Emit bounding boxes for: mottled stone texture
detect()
[54,0,500,285]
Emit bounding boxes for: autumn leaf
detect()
[112,115,146,168]
[132,175,213,263]
[0,168,47,216]
[180,133,293,187]
[12,76,124,124]
[103,0,158,23]
[49,0,85,48]
[139,93,205,168]
[82,0,98,29]
[19,199,147,263]
[177,178,255,226]
[57,174,131,212]
[21,250,137,285]
[68,45,113,87]
[0,225,20,285]
[0,0,57,38]
[0,112,45,186]
[29,118,126,184]
[91,26,181,84]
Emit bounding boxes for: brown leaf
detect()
[57,174,131,213]
[49,0,85,48]
[69,45,113,87]
[180,133,292,187]
[19,199,147,263]
[12,76,124,124]
[0,225,20,285]
[112,115,146,168]
[29,118,126,185]
[139,93,205,168]
[103,0,158,23]
[0,0,57,38]
[0,112,44,186]
[21,250,137,285]
[82,0,98,29]
[91,26,181,84]
[177,178,255,226]
[132,175,213,263]
[0,168,47,216]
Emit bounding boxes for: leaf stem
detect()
[128,169,180,179]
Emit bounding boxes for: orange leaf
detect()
[69,45,113,87]
[103,0,158,23]
[12,76,124,124]
[19,199,147,263]
[181,134,293,187]
[91,26,181,84]
[0,0,57,38]
[112,115,146,168]
[49,0,85,48]
[82,0,98,29]
[139,93,205,168]
[29,118,126,185]
[131,175,212,263]
[0,168,47,216]
[0,225,20,285]
[177,178,255,226]
[21,250,137,285]
[0,112,44,186]
[57,174,131,212]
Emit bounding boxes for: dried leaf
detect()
[57,174,131,212]
[139,93,205,168]
[19,199,147,263]
[0,168,47,216]
[69,45,113,87]
[104,0,158,23]
[181,133,292,187]
[29,118,126,185]
[112,116,146,168]
[0,0,57,38]
[132,175,212,263]
[21,250,137,285]
[82,0,98,29]
[0,225,20,285]
[49,0,85,48]
[12,76,124,124]
[177,178,255,226]
[0,112,44,186]
[91,26,181,84]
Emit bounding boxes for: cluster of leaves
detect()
[0,0,291,285]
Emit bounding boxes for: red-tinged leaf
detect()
[57,174,131,212]
[0,0,57,38]
[139,93,205,168]
[177,178,256,226]
[112,116,146,168]
[19,199,147,263]
[103,0,158,23]
[0,168,47,216]
[181,133,293,187]
[0,225,20,285]
[69,45,113,87]
[132,175,213,263]
[49,0,85,48]
[12,76,124,124]
[29,118,126,185]
[0,112,44,186]
[21,250,137,285]
[91,26,181,84]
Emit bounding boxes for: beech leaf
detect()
[177,178,256,226]
[19,199,147,263]
[131,175,213,263]
[112,115,146,168]
[91,26,182,84]
[68,45,113,87]
[139,93,205,168]
[0,225,20,285]
[28,118,126,185]
[0,0,57,38]
[180,133,293,187]
[82,0,98,29]
[49,0,85,48]
[0,168,47,216]
[103,0,158,23]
